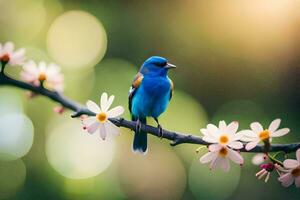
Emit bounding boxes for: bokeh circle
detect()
[47,10,107,70]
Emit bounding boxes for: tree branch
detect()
[0,72,299,153]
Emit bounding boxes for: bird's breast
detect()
[142,77,171,96]
[131,77,171,118]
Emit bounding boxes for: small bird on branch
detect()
[129,56,176,153]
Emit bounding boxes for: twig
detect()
[0,72,299,153]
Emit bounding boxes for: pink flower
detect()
[82,93,124,140]
[255,163,283,183]
[0,41,25,66]
[278,149,300,188]
[239,119,290,151]
[200,144,244,172]
[199,121,244,172]
[20,60,64,92]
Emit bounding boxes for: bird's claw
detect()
[135,119,142,133]
[158,124,164,138]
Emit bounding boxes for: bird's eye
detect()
[155,61,167,67]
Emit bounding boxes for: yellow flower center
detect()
[219,147,228,157]
[219,135,229,145]
[38,73,47,81]
[97,112,107,123]
[259,130,270,141]
[0,54,10,62]
[291,167,300,177]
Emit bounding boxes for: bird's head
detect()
[140,56,176,77]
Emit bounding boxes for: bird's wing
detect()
[129,72,144,113]
[168,77,174,100]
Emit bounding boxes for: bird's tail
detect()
[132,116,147,154]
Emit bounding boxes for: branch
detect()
[0,72,299,153]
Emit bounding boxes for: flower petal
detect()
[99,124,107,140]
[231,133,243,141]
[86,100,100,113]
[107,106,124,118]
[238,130,256,138]
[271,128,289,137]
[219,158,230,172]
[219,121,227,132]
[252,153,266,165]
[207,124,220,138]
[3,41,14,54]
[268,118,281,132]
[100,92,109,112]
[82,116,97,126]
[210,156,220,170]
[200,152,217,163]
[208,144,222,152]
[278,173,294,187]
[250,122,263,133]
[200,128,209,136]
[202,135,217,143]
[245,140,260,151]
[228,141,243,149]
[228,148,244,164]
[297,149,300,162]
[86,121,99,134]
[226,121,239,135]
[105,121,120,136]
[283,159,299,169]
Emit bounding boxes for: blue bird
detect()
[128,56,176,153]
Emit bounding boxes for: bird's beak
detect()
[165,63,177,69]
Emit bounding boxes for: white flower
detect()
[239,119,290,151]
[200,144,244,172]
[0,41,25,66]
[278,149,300,188]
[20,60,64,92]
[199,121,244,172]
[82,92,124,140]
[201,121,243,149]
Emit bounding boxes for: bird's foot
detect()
[135,119,142,133]
[157,124,164,138]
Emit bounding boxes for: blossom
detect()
[255,163,282,183]
[239,119,290,151]
[0,41,25,66]
[20,60,64,92]
[82,92,124,140]
[278,149,300,188]
[201,121,243,149]
[199,121,244,172]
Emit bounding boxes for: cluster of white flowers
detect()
[199,119,300,188]
[0,41,63,92]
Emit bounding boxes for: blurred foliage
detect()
[0,0,299,199]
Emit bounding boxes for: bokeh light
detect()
[45,117,115,179]
[189,156,241,200]
[0,0,46,44]
[0,113,34,161]
[0,88,23,114]
[47,10,107,70]
[0,159,26,200]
